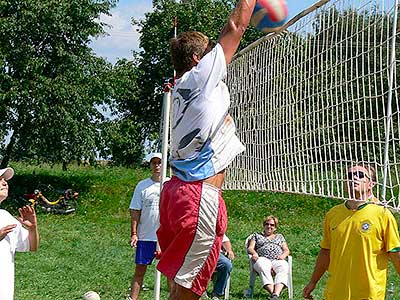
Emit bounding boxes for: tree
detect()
[99,58,145,166]
[130,0,263,142]
[100,118,145,166]
[0,0,116,169]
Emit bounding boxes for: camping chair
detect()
[243,235,293,300]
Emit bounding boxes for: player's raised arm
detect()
[18,205,39,251]
[218,0,256,65]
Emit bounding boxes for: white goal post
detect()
[225,0,400,210]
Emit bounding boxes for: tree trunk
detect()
[1,133,16,168]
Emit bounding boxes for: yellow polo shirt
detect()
[321,203,400,300]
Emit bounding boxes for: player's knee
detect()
[134,264,148,277]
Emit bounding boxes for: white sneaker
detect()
[141,285,150,291]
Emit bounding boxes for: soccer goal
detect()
[225,0,400,210]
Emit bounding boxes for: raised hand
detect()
[17,205,37,229]
[18,205,39,251]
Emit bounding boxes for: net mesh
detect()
[225,0,400,210]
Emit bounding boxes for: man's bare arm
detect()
[18,206,39,251]
[130,209,141,247]
[218,0,256,64]
[303,248,330,299]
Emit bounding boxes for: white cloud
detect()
[90,0,152,64]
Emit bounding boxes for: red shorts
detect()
[156,176,227,296]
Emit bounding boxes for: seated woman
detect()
[247,215,290,300]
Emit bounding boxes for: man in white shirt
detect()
[128,153,164,300]
[157,1,257,299]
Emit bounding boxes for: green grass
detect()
[2,162,399,300]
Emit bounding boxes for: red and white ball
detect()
[251,0,288,33]
[82,291,100,300]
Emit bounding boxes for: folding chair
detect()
[243,235,293,300]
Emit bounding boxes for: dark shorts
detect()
[157,176,227,296]
[135,240,157,265]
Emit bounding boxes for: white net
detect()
[225,0,400,210]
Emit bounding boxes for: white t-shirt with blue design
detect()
[170,43,245,182]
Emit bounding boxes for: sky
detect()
[90,0,318,64]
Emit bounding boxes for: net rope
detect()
[225,0,400,210]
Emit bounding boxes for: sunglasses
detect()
[347,170,370,180]
[264,223,275,227]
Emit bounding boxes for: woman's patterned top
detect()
[250,232,286,260]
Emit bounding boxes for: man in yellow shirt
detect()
[303,163,400,300]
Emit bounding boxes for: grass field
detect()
[2,162,400,300]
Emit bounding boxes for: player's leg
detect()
[157,178,227,298]
[170,284,200,300]
[130,264,148,300]
[130,240,157,300]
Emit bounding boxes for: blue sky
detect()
[90,0,317,64]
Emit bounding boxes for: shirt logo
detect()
[361,222,371,232]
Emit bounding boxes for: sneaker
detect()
[269,294,281,300]
[211,297,220,300]
[141,285,150,291]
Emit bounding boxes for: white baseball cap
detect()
[0,167,14,180]
[147,153,162,163]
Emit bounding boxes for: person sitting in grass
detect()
[303,162,400,300]
[0,167,40,300]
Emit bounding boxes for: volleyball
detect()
[82,291,100,300]
[250,0,288,33]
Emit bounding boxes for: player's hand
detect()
[0,224,17,241]
[130,234,138,248]
[303,282,316,299]
[17,205,37,230]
